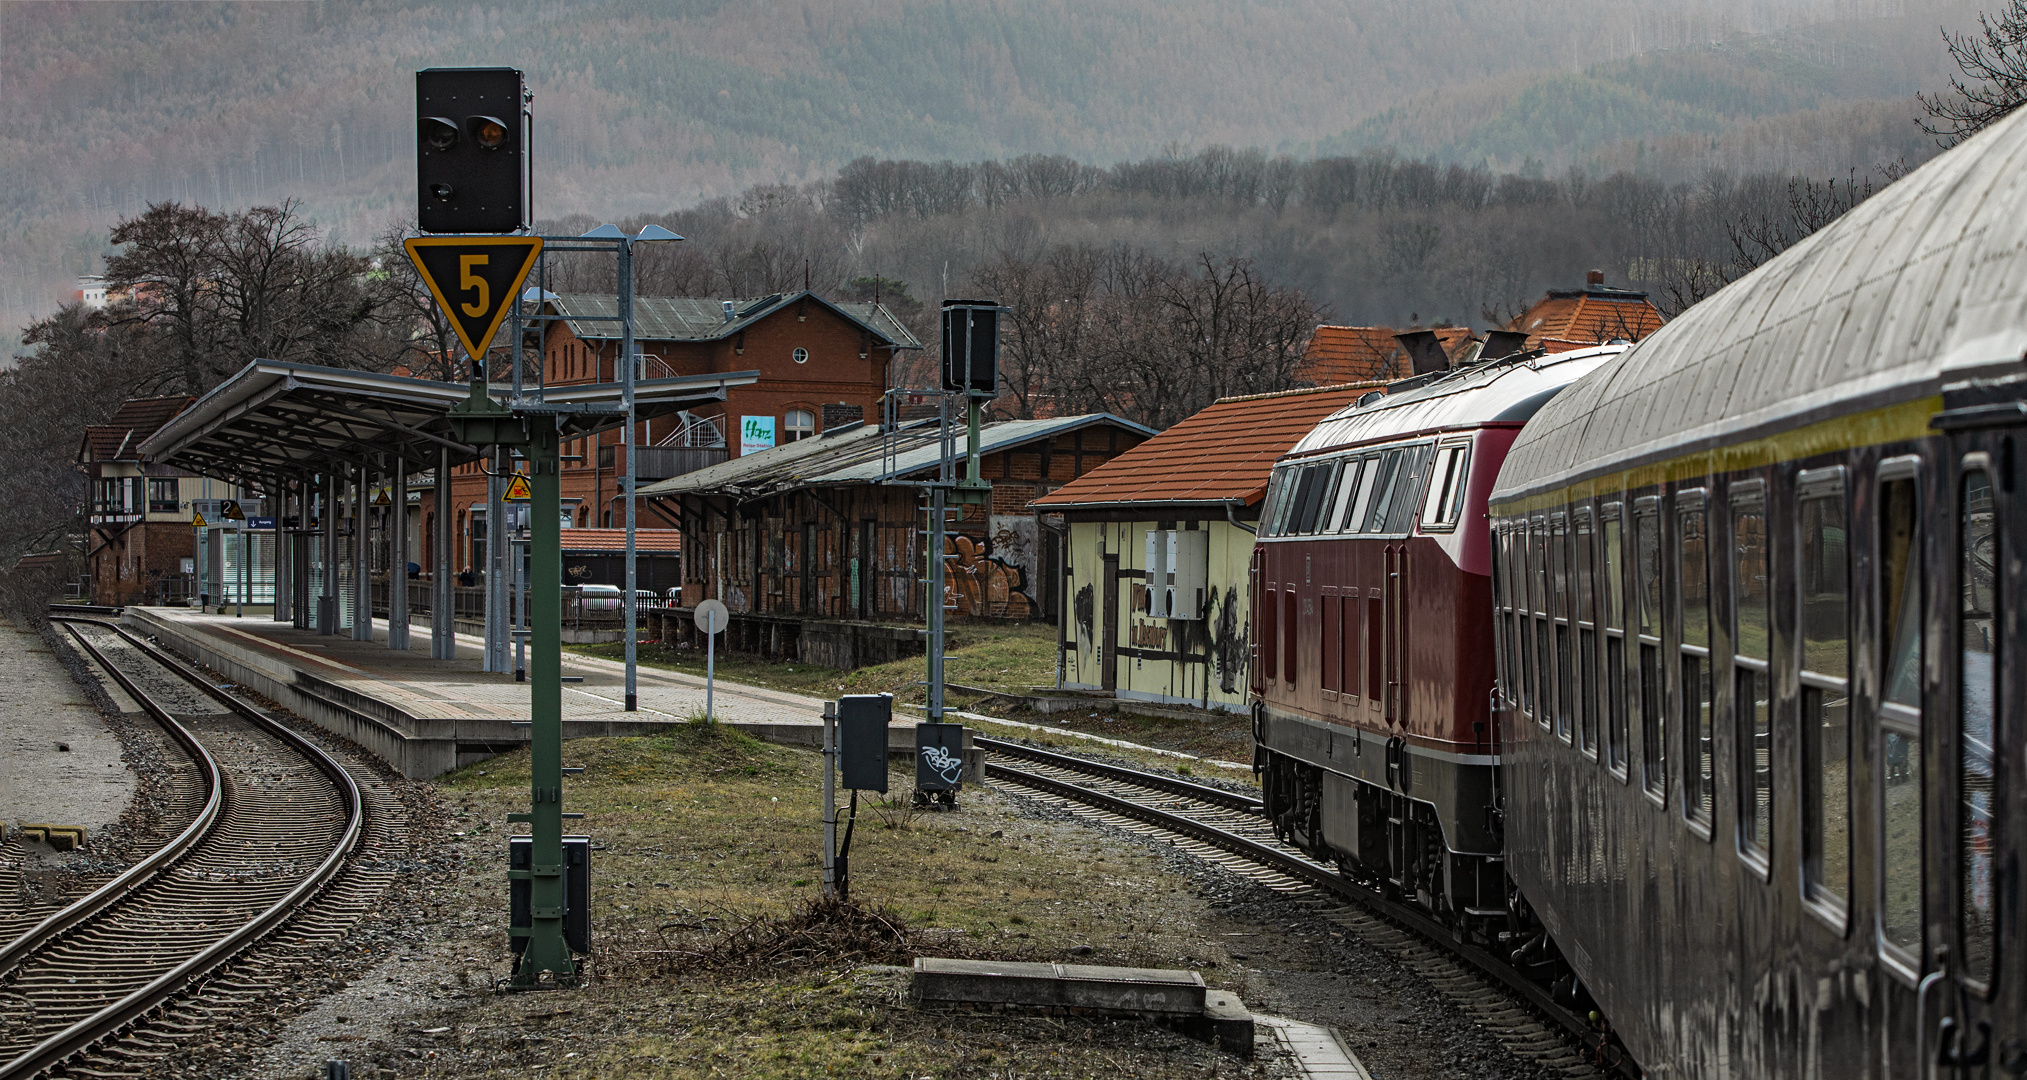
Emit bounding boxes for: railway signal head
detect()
[415,67,528,234]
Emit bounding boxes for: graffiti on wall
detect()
[1074,583,1094,645]
[944,533,1035,618]
[1207,584,1248,694]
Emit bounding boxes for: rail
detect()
[973,735,1263,814]
[983,751,1631,1075]
[1,618,364,1079]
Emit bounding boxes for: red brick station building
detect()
[429,290,921,577]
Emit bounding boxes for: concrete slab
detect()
[125,607,979,781]
[0,620,133,838]
[912,957,1206,1014]
[1255,1015,1374,1079]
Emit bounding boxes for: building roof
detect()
[137,360,758,483]
[1298,325,1480,384]
[1033,383,1383,511]
[79,396,193,463]
[559,528,682,554]
[1492,104,2027,510]
[542,290,923,350]
[1506,285,1664,350]
[641,413,1156,501]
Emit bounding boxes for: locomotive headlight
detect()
[421,116,459,152]
[467,115,508,150]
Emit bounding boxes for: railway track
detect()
[0,619,363,1079]
[976,735,1624,1079]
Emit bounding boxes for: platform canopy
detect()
[136,359,758,481]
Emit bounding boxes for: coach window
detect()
[1491,526,1511,707]
[1877,461,1923,967]
[1575,507,1600,757]
[1359,450,1402,532]
[1679,489,1715,832]
[1602,503,1630,775]
[1958,462,1998,991]
[1552,513,1575,742]
[1635,497,1666,800]
[1515,524,1536,720]
[1797,468,1852,918]
[1385,444,1435,533]
[1731,481,1772,868]
[1532,519,1554,730]
[1345,455,1381,533]
[1261,466,1293,536]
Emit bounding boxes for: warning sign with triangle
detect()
[402,236,545,363]
[220,499,245,520]
[191,511,209,528]
[372,488,392,506]
[503,473,533,501]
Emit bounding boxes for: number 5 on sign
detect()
[402,236,543,363]
[460,254,490,316]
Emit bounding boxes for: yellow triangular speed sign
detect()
[503,473,533,501]
[402,236,544,363]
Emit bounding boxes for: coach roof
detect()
[1493,106,2027,507]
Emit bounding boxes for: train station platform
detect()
[123,606,967,781]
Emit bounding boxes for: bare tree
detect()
[1920,1,2027,147]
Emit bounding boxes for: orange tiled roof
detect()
[79,396,194,463]
[1299,326,1409,384]
[559,528,682,553]
[1033,383,1382,510]
[1508,288,1663,350]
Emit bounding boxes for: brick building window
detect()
[784,408,816,443]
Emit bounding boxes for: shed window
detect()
[1798,470,1851,909]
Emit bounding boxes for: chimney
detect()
[1586,269,1605,287]
[721,300,737,323]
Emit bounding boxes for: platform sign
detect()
[402,236,544,362]
[503,472,533,501]
[219,499,245,520]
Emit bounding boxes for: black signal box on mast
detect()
[940,300,1000,394]
[416,67,530,234]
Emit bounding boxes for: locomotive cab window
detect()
[1420,443,1472,530]
[1329,458,1366,532]
[1731,480,1772,872]
[1797,467,1852,921]
[1876,460,1924,971]
[1678,488,1715,834]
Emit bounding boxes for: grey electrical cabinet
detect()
[1143,528,1208,619]
[509,834,590,955]
[837,693,892,793]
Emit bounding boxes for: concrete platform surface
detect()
[1255,1015,1374,1079]
[126,607,969,780]
[0,620,132,838]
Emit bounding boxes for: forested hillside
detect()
[0,0,1976,349]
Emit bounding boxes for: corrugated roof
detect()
[1033,384,1382,510]
[641,413,1155,500]
[1494,103,2027,508]
[80,396,193,463]
[545,290,922,349]
[560,528,682,553]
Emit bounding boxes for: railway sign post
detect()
[401,236,543,363]
[694,598,726,724]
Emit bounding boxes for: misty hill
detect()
[0,0,1980,349]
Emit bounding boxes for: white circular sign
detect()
[694,598,729,633]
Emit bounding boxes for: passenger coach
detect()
[1488,107,2027,1076]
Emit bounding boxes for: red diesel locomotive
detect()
[1250,344,1621,930]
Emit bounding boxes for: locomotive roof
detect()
[1286,344,1624,458]
[1493,106,2027,508]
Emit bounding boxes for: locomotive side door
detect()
[1921,401,2021,1077]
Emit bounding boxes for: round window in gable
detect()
[792,347,810,364]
